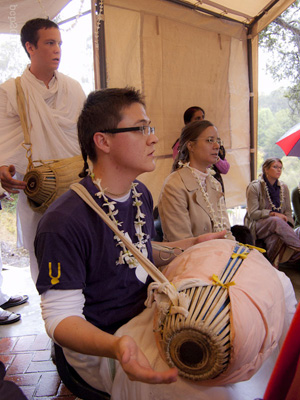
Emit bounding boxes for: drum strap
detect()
[15,77,34,171]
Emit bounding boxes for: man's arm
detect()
[54,316,178,384]
[152,230,227,267]
[0,165,26,193]
[40,285,177,385]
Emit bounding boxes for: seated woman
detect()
[172,106,205,159]
[159,120,234,242]
[172,107,230,192]
[244,158,300,266]
[291,183,300,229]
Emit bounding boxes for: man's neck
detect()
[29,66,55,88]
[92,164,134,197]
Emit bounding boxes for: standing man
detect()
[0,19,86,282]
[34,88,226,394]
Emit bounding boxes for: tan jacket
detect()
[244,178,294,240]
[158,167,233,241]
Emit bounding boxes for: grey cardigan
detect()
[244,178,294,240]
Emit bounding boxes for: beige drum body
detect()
[151,239,285,385]
[24,155,83,213]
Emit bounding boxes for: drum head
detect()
[24,167,57,213]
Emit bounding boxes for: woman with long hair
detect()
[244,158,300,266]
[158,120,234,241]
[172,107,230,192]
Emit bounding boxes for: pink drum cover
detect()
[155,239,285,385]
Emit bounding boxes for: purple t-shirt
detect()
[35,176,156,334]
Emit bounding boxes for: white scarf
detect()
[0,66,86,174]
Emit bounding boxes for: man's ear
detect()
[93,132,111,154]
[25,41,35,57]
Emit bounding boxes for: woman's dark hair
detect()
[172,120,214,171]
[21,18,59,58]
[77,87,145,177]
[262,158,282,174]
[183,106,205,124]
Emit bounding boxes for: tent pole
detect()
[247,26,256,181]
[92,0,107,89]
[162,0,247,26]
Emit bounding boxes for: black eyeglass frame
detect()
[101,126,155,136]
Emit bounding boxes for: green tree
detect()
[259,0,300,113]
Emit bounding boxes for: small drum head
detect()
[24,166,56,212]
[167,327,228,380]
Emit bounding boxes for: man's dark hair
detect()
[77,88,145,176]
[231,225,254,246]
[21,18,59,58]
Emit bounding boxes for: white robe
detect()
[0,66,86,282]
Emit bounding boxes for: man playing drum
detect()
[34,88,296,399]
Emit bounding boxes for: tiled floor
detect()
[0,261,299,400]
[0,334,77,399]
[0,266,78,399]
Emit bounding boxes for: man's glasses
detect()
[101,126,155,136]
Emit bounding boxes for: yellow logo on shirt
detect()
[48,262,61,285]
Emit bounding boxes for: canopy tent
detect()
[0,0,295,207]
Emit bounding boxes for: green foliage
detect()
[280,156,300,192]
[258,89,300,192]
[1,194,18,213]
[259,1,300,113]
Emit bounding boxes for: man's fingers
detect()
[8,165,16,176]
[124,358,178,384]
[120,340,178,385]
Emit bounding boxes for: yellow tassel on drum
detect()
[231,251,249,259]
[212,274,235,289]
[239,243,267,253]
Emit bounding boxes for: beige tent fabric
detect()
[105,6,142,91]
[0,0,70,33]
[0,0,293,207]
[104,0,249,207]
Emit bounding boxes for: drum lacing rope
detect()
[145,281,190,319]
[211,244,250,290]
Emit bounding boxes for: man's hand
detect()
[0,165,26,193]
[116,335,178,384]
[153,230,229,267]
[195,230,227,244]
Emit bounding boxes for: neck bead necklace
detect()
[93,178,148,267]
[263,179,284,212]
[179,161,227,232]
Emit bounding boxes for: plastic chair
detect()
[54,343,111,400]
